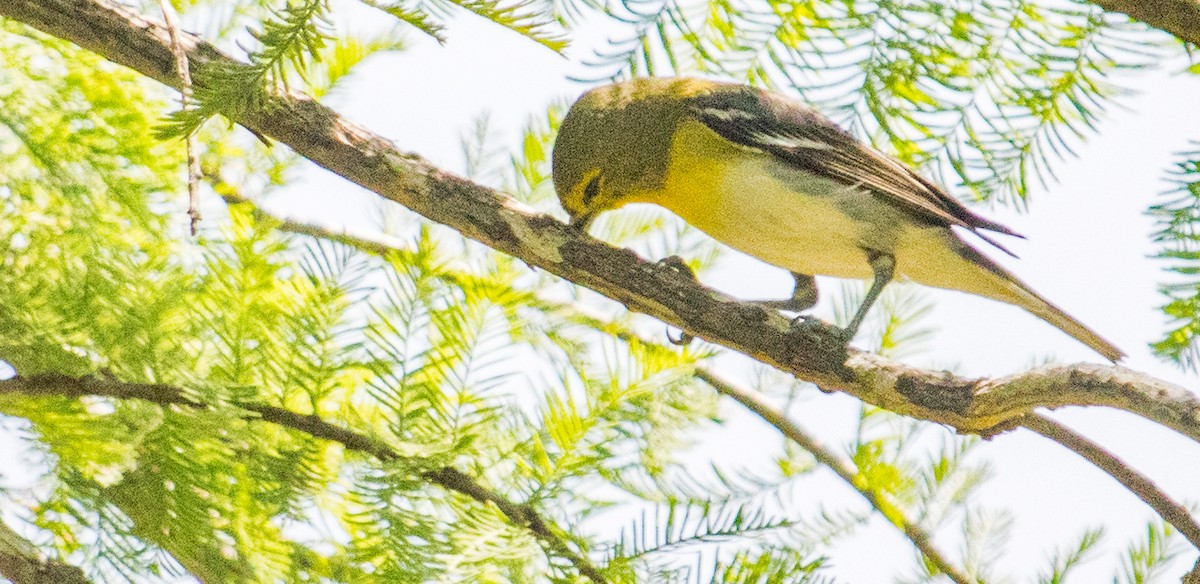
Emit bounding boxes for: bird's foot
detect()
[789,314,854,345]
[658,256,697,345]
[657,255,696,280]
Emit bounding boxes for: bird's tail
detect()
[901,232,1125,362]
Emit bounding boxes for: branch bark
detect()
[0,374,606,584]
[0,521,91,584]
[1088,0,1200,46]
[2,0,1199,475]
[1019,414,1200,549]
[1185,556,1200,584]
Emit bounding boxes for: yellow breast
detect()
[651,119,876,280]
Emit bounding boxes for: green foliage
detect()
[603,500,814,581]
[1150,144,1200,368]
[709,547,829,584]
[4,1,1200,583]
[849,409,1006,581]
[165,0,561,136]
[1037,527,1104,584]
[0,21,182,379]
[164,0,330,136]
[1116,520,1183,584]
[363,0,567,49]
[249,0,336,90]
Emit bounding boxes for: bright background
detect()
[5,6,1199,582]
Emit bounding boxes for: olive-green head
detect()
[552,78,717,230]
[551,85,632,231]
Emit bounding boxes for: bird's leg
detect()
[755,272,818,313]
[657,255,697,345]
[838,251,895,341]
[789,252,894,343]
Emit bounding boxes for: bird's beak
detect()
[568,211,595,232]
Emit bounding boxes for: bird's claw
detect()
[789,315,853,344]
[667,328,694,346]
[657,255,696,281]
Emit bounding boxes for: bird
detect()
[550,77,1124,362]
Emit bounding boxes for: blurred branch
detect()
[216,188,410,255]
[0,521,91,584]
[1089,0,1200,45]
[1020,413,1200,550]
[695,369,975,584]
[1186,556,1200,583]
[3,0,1200,451]
[0,373,606,584]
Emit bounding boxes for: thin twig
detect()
[694,369,976,584]
[158,0,202,235]
[216,188,409,255]
[1020,413,1200,550]
[0,374,606,584]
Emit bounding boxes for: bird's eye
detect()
[582,175,601,205]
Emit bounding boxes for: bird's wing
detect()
[687,87,1022,247]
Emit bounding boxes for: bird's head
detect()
[553,78,716,231]
[552,87,626,232]
[555,167,606,231]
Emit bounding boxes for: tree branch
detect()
[216,189,411,256]
[1019,413,1200,550]
[237,198,1200,559]
[0,374,607,584]
[2,0,1199,459]
[695,369,976,584]
[1088,0,1200,46]
[0,521,91,584]
[1186,556,1200,583]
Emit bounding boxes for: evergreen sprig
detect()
[1150,143,1200,368]
[573,0,1162,206]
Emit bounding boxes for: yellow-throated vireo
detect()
[551,77,1123,362]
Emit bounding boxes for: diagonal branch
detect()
[0,374,607,584]
[1019,413,1200,549]
[1087,0,1200,46]
[215,188,412,256]
[0,521,91,584]
[695,369,976,584]
[2,0,1199,450]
